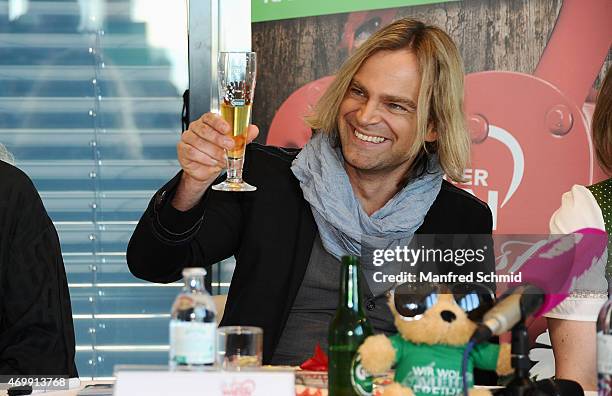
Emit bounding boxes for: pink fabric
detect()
[509,228,608,317]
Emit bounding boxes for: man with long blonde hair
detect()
[128,18,494,366]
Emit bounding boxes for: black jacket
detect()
[0,161,78,376]
[127,144,493,363]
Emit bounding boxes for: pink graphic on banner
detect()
[463,0,612,233]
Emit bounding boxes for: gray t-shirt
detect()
[270,235,395,366]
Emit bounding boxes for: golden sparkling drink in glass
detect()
[220,102,252,160]
[212,52,257,192]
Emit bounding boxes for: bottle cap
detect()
[182,267,207,277]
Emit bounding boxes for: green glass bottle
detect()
[328,256,373,396]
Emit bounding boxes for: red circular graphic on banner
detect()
[463,71,594,234]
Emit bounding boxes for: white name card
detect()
[113,370,295,396]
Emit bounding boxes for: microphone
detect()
[471,228,607,344]
[470,284,545,343]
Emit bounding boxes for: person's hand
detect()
[172,112,259,211]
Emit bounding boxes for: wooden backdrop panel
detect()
[252,0,610,142]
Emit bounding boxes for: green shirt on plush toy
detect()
[358,291,512,396]
[389,334,500,395]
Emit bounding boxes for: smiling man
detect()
[127,18,492,366]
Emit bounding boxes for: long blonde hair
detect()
[306,18,469,182]
[593,67,612,175]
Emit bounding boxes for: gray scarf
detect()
[291,132,443,261]
[0,143,15,164]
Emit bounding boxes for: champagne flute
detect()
[212,52,257,192]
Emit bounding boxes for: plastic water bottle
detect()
[169,267,217,369]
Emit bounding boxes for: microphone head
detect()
[512,228,607,317]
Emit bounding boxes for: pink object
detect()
[508,228,608,317]
[464,0,612,233]
[533,0,612,108]
[267,76,335,148]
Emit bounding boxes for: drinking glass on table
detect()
[216,326,263,370]
[212,52,257,192]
